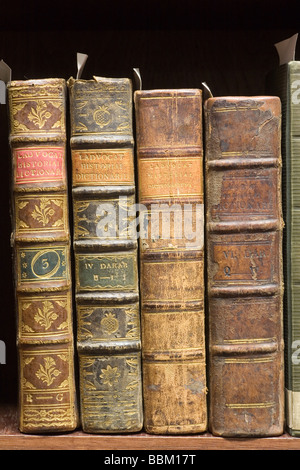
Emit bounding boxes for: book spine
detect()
[284,62,300,435]
[134,89,207,434]
[7,79,78,433]
[269,62,300,435]
[68,77,143,433]
[205,96,284,436]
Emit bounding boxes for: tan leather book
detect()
[68,76,143,433]
[204,96,284,436]
[134,89,207,434]
[7,79,78,433]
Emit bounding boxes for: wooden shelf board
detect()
[1,404,300,450]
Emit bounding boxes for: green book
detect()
[267,36,300,436]
[67,76,143,433]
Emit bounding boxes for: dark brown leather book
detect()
[68,76,143,433]
[7,78,78,433]
[134,89,207,434]
[204,96,284,436]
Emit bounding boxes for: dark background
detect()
[0,0,299,405]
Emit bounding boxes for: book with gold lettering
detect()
[134,89,207,434]
[204,96,284,436]
[7,78,78,433]
[68,76,143,433]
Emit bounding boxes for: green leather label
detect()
[18,246,69,283]
[76,253,137,291]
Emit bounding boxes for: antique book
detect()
[267,59,300,436]
[68,76,143,433]
[134,89,207,434]
[7,78,78,433]
[204,96,284,436]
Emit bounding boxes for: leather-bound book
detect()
[204,96,284,436]
[68,76,143,433]
[267,59,300,436]
[7,79,78,433]
[134,89,207,434]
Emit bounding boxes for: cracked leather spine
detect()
[134,89,207,434]
[205,96,284,436]
[68,76,143,433]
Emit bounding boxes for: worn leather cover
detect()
[7,79,78,433]
[68,77,143,433]
[134,89,207,434]
[205,96,284,436]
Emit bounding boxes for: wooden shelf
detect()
[0,404,299,450]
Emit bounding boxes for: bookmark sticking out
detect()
[0,60,12,104]
[275,33,298,65]
[133,68,142,90]
[201,82,213,101]
[76,53,88,79]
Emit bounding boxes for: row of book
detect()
[3,52,300,437]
